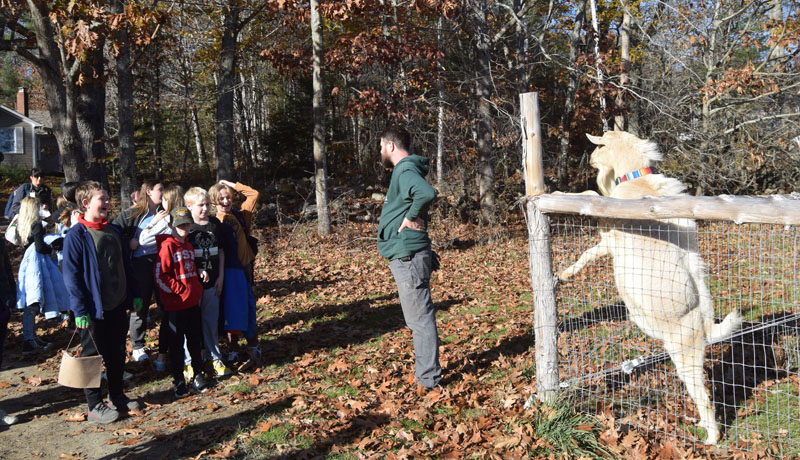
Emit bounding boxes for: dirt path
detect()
[0,326,266,460]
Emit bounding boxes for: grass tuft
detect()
[529,397,610,459]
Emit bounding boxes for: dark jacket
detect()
[377,155,437,260]
[218,221,244,269]
[6,183,52,220]
[25,221,52,255]
[62,222,139,319]
[112,205,163,248]
[0,239,15,308]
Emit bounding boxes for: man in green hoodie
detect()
[377,126,442,393]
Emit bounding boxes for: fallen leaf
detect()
[65,412,86,422]
[208,444,238,458]
[494,435,520,449]
[599,427,619,446]
[327,358,348,373]
[346,399,369,411]
[59,453,86,460]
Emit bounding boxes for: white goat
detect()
[559,131,742,445]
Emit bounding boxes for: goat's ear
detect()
[586,133,603,145]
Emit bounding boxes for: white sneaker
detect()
[131,348,149,362]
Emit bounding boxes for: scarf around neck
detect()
[78,214,109,230]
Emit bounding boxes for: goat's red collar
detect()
[614,167,654,185]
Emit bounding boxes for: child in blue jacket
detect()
[62,181,142,424]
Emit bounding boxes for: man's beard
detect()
[381,154,393,168]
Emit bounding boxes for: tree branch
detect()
[723,113,800,135]
[492,1,533,43]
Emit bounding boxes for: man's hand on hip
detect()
[398,217,426,233]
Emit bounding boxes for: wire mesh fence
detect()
[550,215,800,455]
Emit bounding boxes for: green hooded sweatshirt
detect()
[377,155,437,260]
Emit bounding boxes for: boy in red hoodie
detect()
[155,207,210,398]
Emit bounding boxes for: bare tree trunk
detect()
[614,0,631,131]
[191,105,207,170]
[558,0,586,189]
[7,1,93,182]
[216,2,239,181]
[700,0,724,154]
[588,0,608,132]
[111,0,137,208]
[178,39,208,172]
[234,77,254,168]
[311,0,331,235]
[76,46,109,186]
[436,16,444,185]
[250,73,262,163]
[767,0,785,64]
[351,116,360,169]
[151,65,163,179]
[474,0,495,224]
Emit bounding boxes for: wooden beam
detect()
[530,194,800,225]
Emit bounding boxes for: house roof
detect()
[0,104,43,128]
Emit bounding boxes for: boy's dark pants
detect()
[80,307,128,410]
[129,256,157,350]
[165,305,204,386]
[0,302,10,369]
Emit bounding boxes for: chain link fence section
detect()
[550,216,800,455]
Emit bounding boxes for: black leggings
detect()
[164,306,204,386]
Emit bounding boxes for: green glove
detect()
[132,297,143,312]
[75,315,90,328]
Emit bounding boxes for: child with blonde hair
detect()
[16,197,66,353]
[208,180,260,366]
[137,183,184,370]
[182,187,231,377]
[112,179,164,363]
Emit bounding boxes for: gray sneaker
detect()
[87,403,119,424]
[192,374,210,393]
[0,408,18,426]
[173,381,188,399]
[34,337,52,350]
[108,395,140,413]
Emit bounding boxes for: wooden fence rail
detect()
[527,193,800,225]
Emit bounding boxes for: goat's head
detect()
[586,131,662,196]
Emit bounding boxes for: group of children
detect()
[0,173,261,425]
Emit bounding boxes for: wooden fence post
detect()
[520,92,560,403]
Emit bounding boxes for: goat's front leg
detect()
[558,239,611,280]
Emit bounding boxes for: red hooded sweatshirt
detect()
[155,233,203,310]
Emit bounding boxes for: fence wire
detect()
[550,215,800,455]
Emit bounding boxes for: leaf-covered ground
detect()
[0,214,787,459]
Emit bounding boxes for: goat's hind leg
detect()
[665,336,720,445]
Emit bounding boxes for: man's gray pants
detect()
[389,248,442,389]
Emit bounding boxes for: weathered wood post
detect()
[520,92,560,403]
